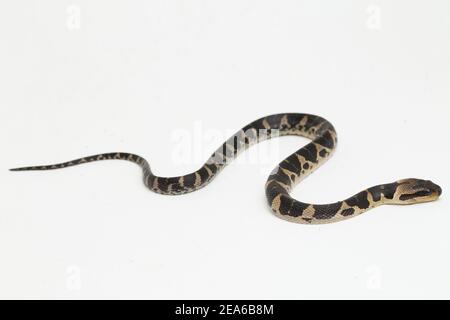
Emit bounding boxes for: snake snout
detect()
[421,180,442,197]
[436,184,443,196]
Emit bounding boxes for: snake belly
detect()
[10,113,442,224]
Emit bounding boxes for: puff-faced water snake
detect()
[10,113,442,224]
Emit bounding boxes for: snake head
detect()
[393,179,442,204]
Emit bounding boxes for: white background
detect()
[0,1,449,299]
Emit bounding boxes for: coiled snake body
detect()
[11,113,442,224]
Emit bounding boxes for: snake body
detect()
[11,113,442,224]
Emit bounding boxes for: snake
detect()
[10,113,442,224]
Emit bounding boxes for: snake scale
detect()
[11,113,442,224]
